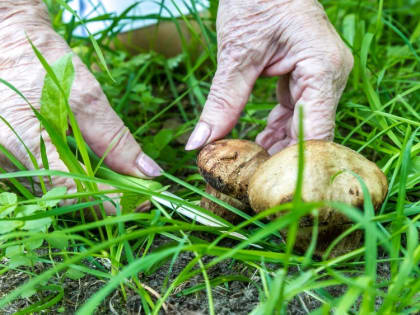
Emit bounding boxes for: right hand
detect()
[0,1,161,214]
[186,0,353,154]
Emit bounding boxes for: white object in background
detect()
[63,0,209,37]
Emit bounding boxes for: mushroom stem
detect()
[200,184,252,223]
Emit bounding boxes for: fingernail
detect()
[136,153,163,177]
[185,122,211,150]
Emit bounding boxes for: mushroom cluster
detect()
[198,139,388,257]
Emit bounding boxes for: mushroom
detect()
[200,184,251,223]
[198,139,270,205]
[198,139,388,256]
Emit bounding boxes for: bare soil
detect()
[0,234,392,314]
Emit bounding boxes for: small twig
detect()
[141,283,173,314]
[109,290,120,315]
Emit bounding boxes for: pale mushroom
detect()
[198,139,388,256]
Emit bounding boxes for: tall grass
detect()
[0,0,419,314]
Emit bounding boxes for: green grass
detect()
[0,0,419,314]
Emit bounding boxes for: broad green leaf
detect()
[40,53,74,141]
[0,220,21,234]
[8,254,33,269]
[167,54,184,69]
[16,203,52,232]
[5,245,25,258]
[143,141,160,159]
[28,36,94,178]
[154,129,173,150]
[22,217,52,232]
[0,192,17,218]
[65,267,85,280]
[121,192,148,214]
[25,237,44,250]
[40,186,67,208]
[16,204,41,217]
[46,234,68,250]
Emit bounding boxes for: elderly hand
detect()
[0,1,161,211]
[186,0,353,154]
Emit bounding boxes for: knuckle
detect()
[206,88,237,115]
[304,44,353,89]
[323,50,345,70]
[326,45,354,73]
[71,65,106,113]
[218,43,246,66]
[342,46,354,73]
[105,123,131,156]
[74,78,102,105]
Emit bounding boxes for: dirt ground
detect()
[0,234,392,314]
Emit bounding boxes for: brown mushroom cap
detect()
[248,140,388,221]
[198,139,269,205]
[200,184,252,223]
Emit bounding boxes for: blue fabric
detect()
[64,0,209,36]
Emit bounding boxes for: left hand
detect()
[0,0,161,215]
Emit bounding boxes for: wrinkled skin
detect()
[0,0,353,216]
[0,1,161,213]
[186,0,354,154]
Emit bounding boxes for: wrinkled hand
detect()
[0,1,161,212]
[186,0,353,154]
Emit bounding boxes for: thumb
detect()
[71,67,162,178]
[185,64,259,150]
